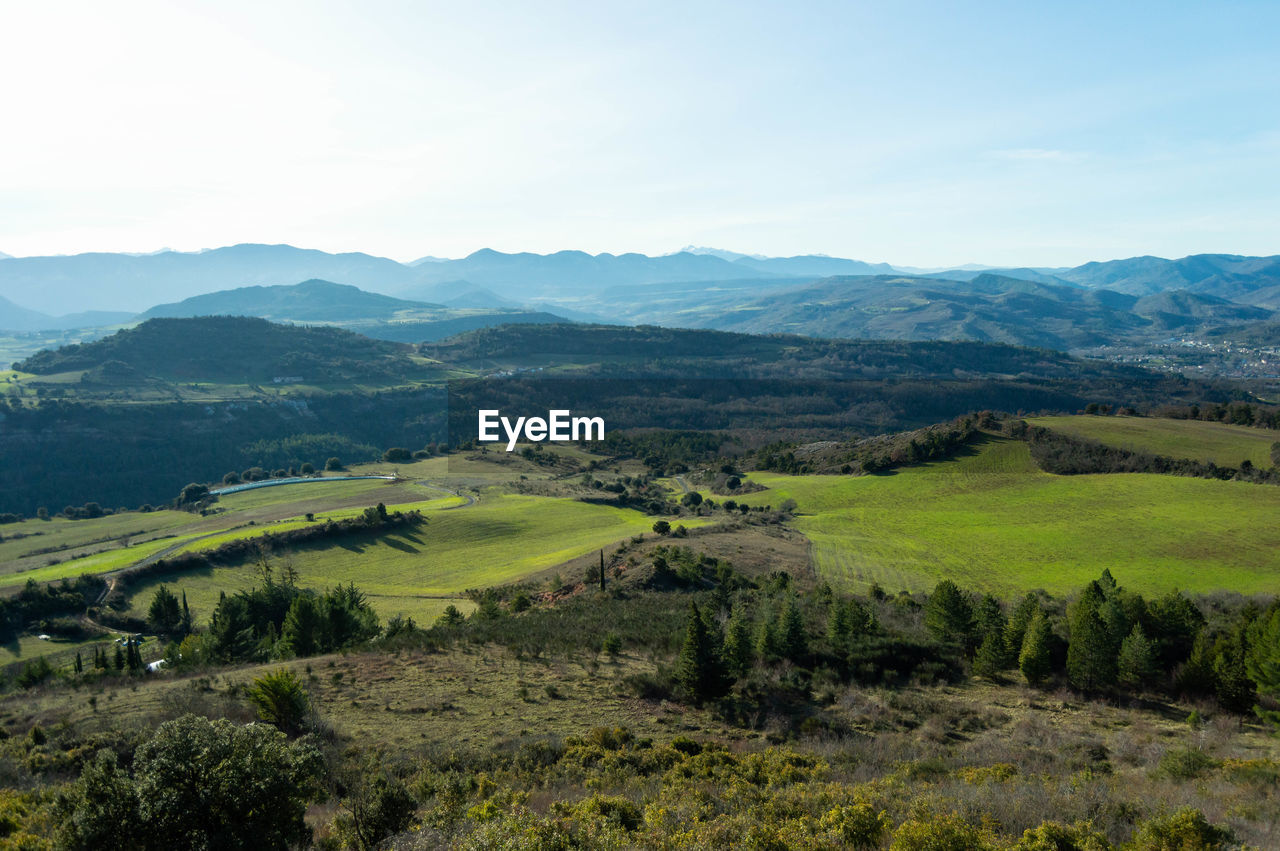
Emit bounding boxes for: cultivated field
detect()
[1028,414,1278,468]
[732,436,1280,596]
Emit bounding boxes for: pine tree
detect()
[1005,592,1040,659]
[755,608,781,660]
[1019,610,1053,686]
[972,630,1006,679]
[1117,625,1158,690]
[280,595,325,658]
[1213,628,1256,715]
[924,580,977,650]
[1246,608,1280,729]
[975,594,1006,637]
[1099,595,1133,653]
[1067,582,1117,691]
[722,601,754,677]
[148,585,182,636]
[676,602,730,704]
[827,597,852,646]
[779,596,808,661]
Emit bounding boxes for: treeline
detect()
[113,505,421,591]
[757,414,985,475]
[417,560,1280,729]
[1154,400,1280,430]
[1016,420,1280,484]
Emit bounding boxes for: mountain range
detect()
[3,244,1280,357]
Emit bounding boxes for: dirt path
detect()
[414,481,477,508]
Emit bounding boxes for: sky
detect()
[2,0,1278,267]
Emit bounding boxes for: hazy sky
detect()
[2,1,1278,266]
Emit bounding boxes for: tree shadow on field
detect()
[384,536,420,554]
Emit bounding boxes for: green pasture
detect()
[731,436,1280,596]
[1028,415,1277,469]
[124,494,700,623]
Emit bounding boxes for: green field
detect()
[1028,414,1278,468]
[0,478,470,589]
[730,436,1280,596]
[124,494,704,624]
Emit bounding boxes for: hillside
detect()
[1058,253,1280,307]
[141,279,443,321]
[678,274,1278,350]
[0,294,134,333]
[1026,414,1279,468]
[14,316,423,384]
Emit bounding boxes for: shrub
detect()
[818,802,890,849]
[1129,808,1233,850]
[890,812,997,850]
[1157,747,1217,780]
[246,669,311,736]
[1013,820,1112,850]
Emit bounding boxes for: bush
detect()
[1013,821,1112,850]
[382,447,413,463]
[1129,808,1233,850]
[56,715,324,850]
[890,812,997,850]
[246,669,311,736]
[1157,747,1217,780]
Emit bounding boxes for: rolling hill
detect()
[0,294,134,333]
[13,315,424,384]
[141,279,443,321]
[682,273,1277,350]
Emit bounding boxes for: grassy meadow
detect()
[1028,414,1278,468]
[122,493,708,624]
[729,435,1280,596]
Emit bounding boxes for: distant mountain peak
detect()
[676,246,770,261]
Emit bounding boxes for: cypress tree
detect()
[180,590,193,637]
[676,601,730,704]
[114,645,125,671]
[1019,610,1053,686]
[74,651,83,675]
